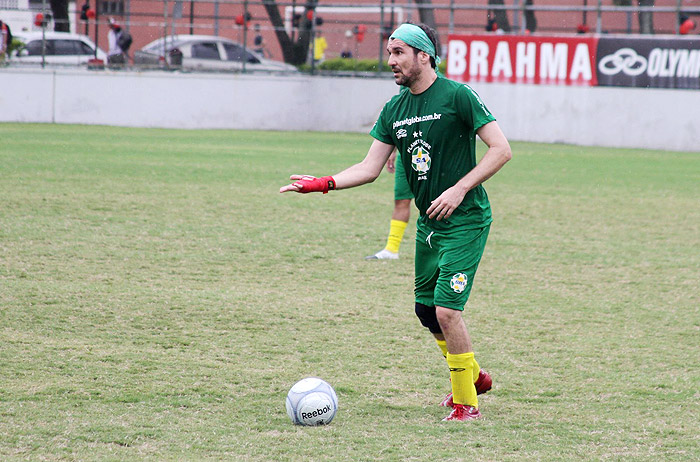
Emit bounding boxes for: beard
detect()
[393,57,422,88]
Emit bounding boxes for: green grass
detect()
[1,123,698,461]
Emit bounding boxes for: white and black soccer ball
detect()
[285,377,338,426]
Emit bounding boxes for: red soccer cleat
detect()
[439,370,492,407]
[443,404,482,421]
[474,369,492,395]
[439,392,453,407]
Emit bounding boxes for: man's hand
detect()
[279,175,336,194]
[426,121,511,220]
[385,150,397,174]
[426,185,467,221]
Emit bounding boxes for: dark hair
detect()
[406,22,440,69]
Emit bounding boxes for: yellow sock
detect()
[385,219,408,254]
[435,339,448,358]
[472,357,481,382]
[447,352,478,408]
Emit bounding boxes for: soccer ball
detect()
[285,377,338,426]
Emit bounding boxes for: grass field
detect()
[1,123,698,461]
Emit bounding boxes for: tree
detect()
[413,0,436,30]
[614,0,655,34]
[524,0,537,33]
[49,0,70,32]
[262,0,318,66]
[637,0,655,34]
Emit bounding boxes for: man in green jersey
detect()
[365,150,414,260]
[280,22,511,422]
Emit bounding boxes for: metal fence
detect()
[2,0,699,70]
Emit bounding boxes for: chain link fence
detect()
[2,0,699,71]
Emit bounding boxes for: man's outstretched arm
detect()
[280,139,395,193]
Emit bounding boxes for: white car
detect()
[133,35,297,73]
[11,32,107,65]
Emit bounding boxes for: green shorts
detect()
[414,222,490,311]
[394,154,414,201]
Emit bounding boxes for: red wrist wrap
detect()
[295,176,336,194]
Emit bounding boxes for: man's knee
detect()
[415,303,442,334]
[395,198,411,209]
[393,199,411,222]
[435,306,462,329]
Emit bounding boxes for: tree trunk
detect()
[638,0,655,34]
[49,0,70,32]
[524,0,537,33]
[262,0,318,65]
[413,0,436,30]
[488,0,511,32]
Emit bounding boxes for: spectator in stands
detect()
[679,15,696,35]
[107,17,126,67]
[0,19,11,63]
[487,0,510,33]
[340,30,353,59]
[253,24,269,58]
[312,29,328,63]
[487,0,536,34]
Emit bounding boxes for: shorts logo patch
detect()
[450,273,468,293]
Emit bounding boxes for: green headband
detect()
[390,23,441,65]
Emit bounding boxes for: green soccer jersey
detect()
[370,76,496,232]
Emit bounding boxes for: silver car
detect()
[133,35,297,73]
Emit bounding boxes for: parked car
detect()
[11,32,107,65]
[133,35,297,73]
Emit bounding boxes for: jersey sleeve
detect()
[369,102,394,145]
[455,84,496,132]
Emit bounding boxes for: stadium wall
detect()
[1,68,698,152]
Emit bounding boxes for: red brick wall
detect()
[79,0,700,63]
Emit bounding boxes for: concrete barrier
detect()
[1,67,698,152]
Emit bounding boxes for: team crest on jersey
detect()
[450,273,468,293]
[408,138,432,178]
[412,148,431,173]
